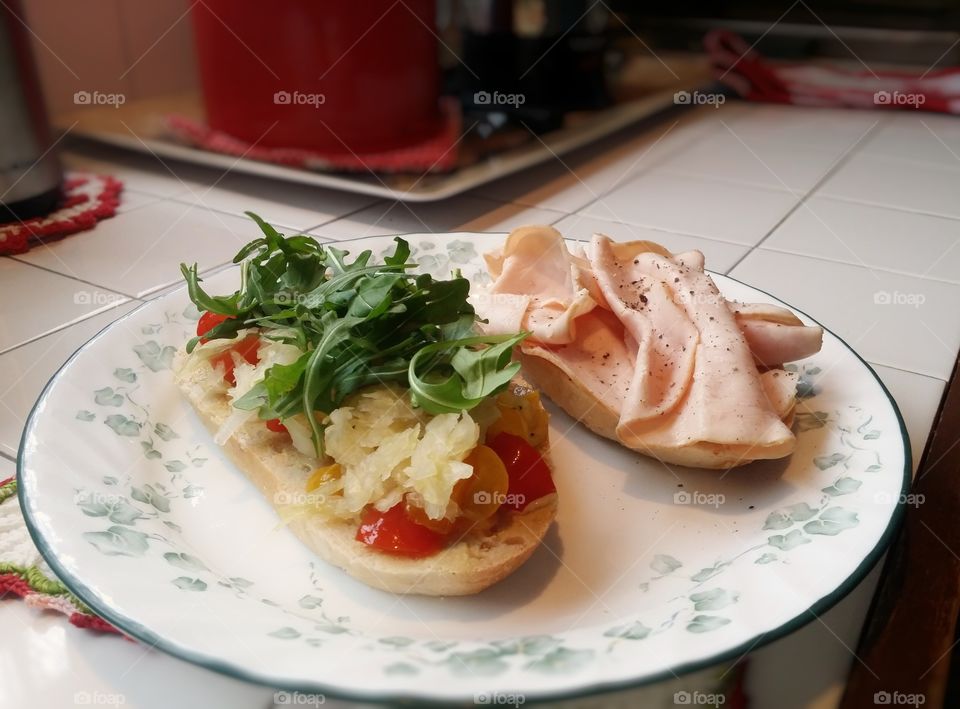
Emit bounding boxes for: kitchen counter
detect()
[1,100,956,708]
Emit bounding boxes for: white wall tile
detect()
[819,152,960,219]
[309,197,566,239]
[730,249,960,380]
[861,115,960,169]
[0,604,272,709]
[765,196,960,284]
[868,364,945,473]
[172,172,380,233]
[0,302,139,458]
[470,104,728,212]
[723,104,884,153]
[582,172,799,246]
[552,212,750,274]
[62,150,208,199]
[652,128,840,193]
[0,259,130,354]
[14,202,280,299]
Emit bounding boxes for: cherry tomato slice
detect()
[356,502,449,558]
[404,498,455,535]
[209,334,260,386]
[197,311,231,340]
[487,433,556,512]
[265,418,287,434]
[455,445,510,522]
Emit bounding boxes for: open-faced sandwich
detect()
[476,225,824,469]
[174,214,557,596]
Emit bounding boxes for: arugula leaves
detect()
[180,212,526,454]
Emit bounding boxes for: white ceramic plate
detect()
[18,233,909,704]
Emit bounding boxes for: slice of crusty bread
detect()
[519,351,796,470]
[174,351,557,596]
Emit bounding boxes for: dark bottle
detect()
[0,0,62,222]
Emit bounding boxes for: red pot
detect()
[191,1,442,154]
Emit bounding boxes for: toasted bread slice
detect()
[519,351,797,469]
[175,352,558,596]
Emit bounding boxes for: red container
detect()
[191,2,442,154]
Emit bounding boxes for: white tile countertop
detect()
[2,101,957,708]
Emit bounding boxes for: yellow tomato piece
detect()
[455,445,510,523]
[486,406,530,442]
[490,388,549,448]
[405,499,455,535]
[306,463,342,492]
[520,390,550,448]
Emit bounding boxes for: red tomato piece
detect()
[209,334,260,386]
[355,502,449,558]
[487,432,557,511]
[265,418,287,433]
[197,311,231,340]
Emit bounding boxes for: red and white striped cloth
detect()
[706,29,960,113]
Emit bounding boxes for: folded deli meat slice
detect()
[483,225,597,345]
[476,226,824,469]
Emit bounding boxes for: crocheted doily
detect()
[0,477,117,633]
[0,173,123,256]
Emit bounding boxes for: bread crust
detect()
[518,351,796,470]
[175,353,557,596]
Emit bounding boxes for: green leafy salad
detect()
[180,212,526,454]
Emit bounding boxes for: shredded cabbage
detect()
[324,386,479,520]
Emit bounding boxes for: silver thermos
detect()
[0,0,62,222]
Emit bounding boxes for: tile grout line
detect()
[0,300,143,359]
[482,107,731,217]
[867,360,949,384]
[4,256,137,299]
[651,167,828,196]
[462,192,578,215]
[162,194,385,237]
[811,191,960,224]
[6,210,310,302]
[554,214,761,250]
[300,197,389,234]
[723,120,887,276]
[558,111,732,216]
[759,244,960,288]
